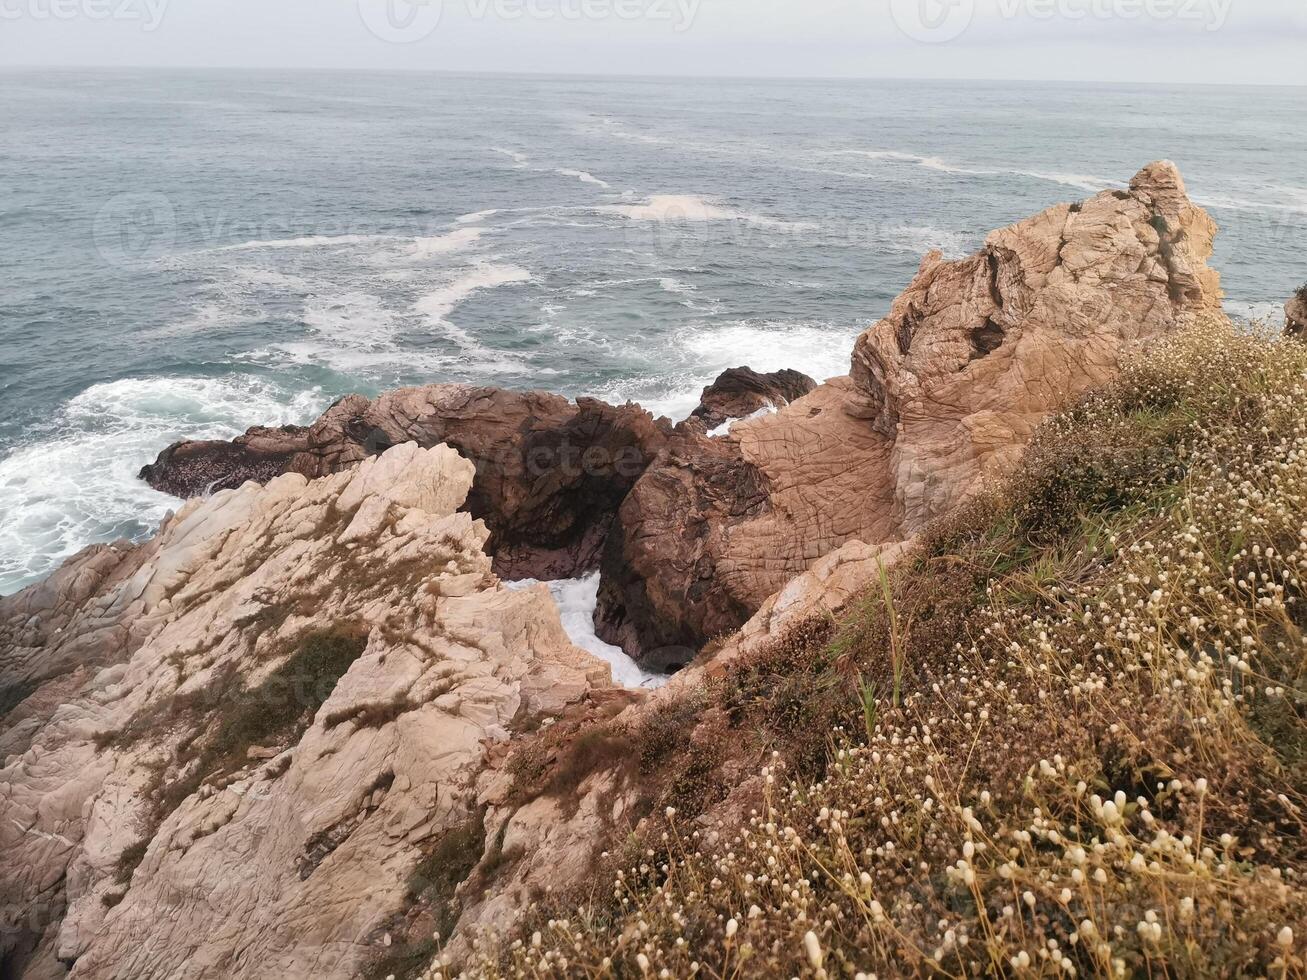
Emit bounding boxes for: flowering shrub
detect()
[443,318,1307,978]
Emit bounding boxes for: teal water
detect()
[2,69,1304,594]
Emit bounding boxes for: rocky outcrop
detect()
[598,162,1226,659]
[0,443,611,979]
[1288,286,1307,340]
[848,159,1224,531]
[689,367,817,430]
[141,387,672,581]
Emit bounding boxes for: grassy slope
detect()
[461,320,1306,979]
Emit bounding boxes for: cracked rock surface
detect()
[0,443,609,979]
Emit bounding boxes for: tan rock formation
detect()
[599,162,1226,657]
[0,443,610,979]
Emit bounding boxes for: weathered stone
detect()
[0,443,610,979]
[142,387,672,581]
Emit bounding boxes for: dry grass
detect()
[436,319,1306,979]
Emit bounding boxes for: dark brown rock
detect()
[595,429,770,662]
[139,425,306,496]
[689,367,817,430]
[141,385,672,581]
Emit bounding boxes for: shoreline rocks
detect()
[141,386,673,582]
[0,161,1238,975]
[136,162,1226,667]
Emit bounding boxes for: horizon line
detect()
[2,63,1305,88]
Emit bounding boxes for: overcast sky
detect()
[2,0,1305,85]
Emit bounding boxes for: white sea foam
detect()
[834,150,988,176]
[708,405,777,438]
[832,151,1121,194]
[215,233,394,252]
[588,115,675,147]
[1014,170,1123,193]
[658,277,696,295]
[600,320,863,421]
[456,209,501,224]
[414,264,533,327]
[602,194,739,223]
[506,574,667,689]
[303,289,398,349]
[1193,192,1307,216]
[883,225,974,260]
[490,147,530,168]
[1225,300,1286,329]
[0,377,327,596]
[406,227,485,260]
[556,168,612,189]
[600,194,814,231]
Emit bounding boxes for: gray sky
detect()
[2,0,1305,84]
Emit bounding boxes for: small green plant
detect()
[201,627,367,774]
[856,672,879,741]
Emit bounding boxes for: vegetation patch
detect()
[113,626,369,894]
[198,627,368,772]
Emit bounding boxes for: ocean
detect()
[2,69,1305,597]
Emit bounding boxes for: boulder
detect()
[598,161,1226,660]
[689,367,817,430]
